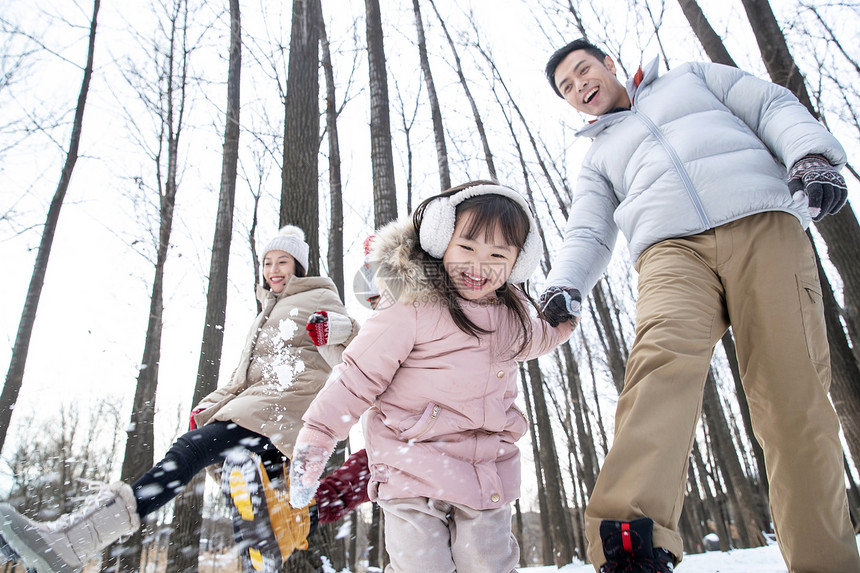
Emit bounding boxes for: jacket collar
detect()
[255,275,338,304]
[575,56,660,139]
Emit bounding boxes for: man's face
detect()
[554,50,630,116]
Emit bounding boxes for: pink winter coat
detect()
[301,219,573,511]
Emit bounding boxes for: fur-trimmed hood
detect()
[366,217,437,305]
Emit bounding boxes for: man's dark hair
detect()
[545,38,609,98]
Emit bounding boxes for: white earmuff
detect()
[417,184,541,284]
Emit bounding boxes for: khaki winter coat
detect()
[302,219,573,510]
[193,276,359,459]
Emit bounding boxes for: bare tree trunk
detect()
[702,369,767,549]
[514,499,527,568]
[368,503,384,569]
[592,280,627,393]
[674,0,736,66]
[167,1,241,570]
[719,330,771,533]
[559,343,598,495]
[0,0,100,451]
[320,3,343,297]
[815,249,860,464]
[280,0,321,276]
[526,359,574,566]
[112,3,190,570]
[427,0,496,180]
[692,443,732,551]
[519,364,554,566]
[365,0,397,226]
[411,0,449,190]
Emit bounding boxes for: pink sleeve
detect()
[516,316,574,362]
[301,303,418,441]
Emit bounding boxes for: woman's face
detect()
[263,250,296,293]
[442,212,518,302]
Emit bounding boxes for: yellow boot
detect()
[222,450,312,573]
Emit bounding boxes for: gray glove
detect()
[539,286,582,327]
[788,154,848,222]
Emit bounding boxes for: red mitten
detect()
[189,407,205,430]
[305,310,329,346]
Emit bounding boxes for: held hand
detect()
[539,286,582,328]
[788,154,848,222]
[189,407,205,431]
[305,310,329,346]
[289,442,333,508]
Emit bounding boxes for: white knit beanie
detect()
[263,225,310,272]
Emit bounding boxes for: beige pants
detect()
[584,212,860,573]
[379,497,519,572]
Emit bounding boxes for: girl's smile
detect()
[442,212,518,302]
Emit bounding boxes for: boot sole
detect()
[221,451,283,573]
[0,504,77,573]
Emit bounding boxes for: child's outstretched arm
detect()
[290,302,419,504]
[517,314,575,362]
[289,426,338,508]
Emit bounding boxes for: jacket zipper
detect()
[631,109,711,229]
[402,404,440,441]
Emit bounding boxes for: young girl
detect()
[0,225,360,573]
[288,182,575,572]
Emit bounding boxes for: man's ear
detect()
[604,55,617,75]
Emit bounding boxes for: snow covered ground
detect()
[523,535,860,572]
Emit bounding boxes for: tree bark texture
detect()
[280,0,321,276]
[365,0,398,227]
[526,359,574,566]
[167,0,241,569]
[674,0,736,67]
[320,9,344,298]
[701,369,767,549]
[114,4,188,568]
[411,0,450,191]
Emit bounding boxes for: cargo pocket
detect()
[796,276,829,368]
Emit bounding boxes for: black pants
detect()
[132,421,286,518]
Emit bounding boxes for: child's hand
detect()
[305,310,329,346]
[289,427,337,508]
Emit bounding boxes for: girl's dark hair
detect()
[545,38,609,98]
[412,180,541,357]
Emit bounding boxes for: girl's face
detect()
[263,250,296,293]
[442,212,518,302]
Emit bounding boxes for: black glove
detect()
[788,154,848,222]
[538,286,582,327]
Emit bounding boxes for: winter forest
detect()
[2,0,860,571]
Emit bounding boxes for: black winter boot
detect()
[598,517,674,573]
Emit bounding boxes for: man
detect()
[539,38,859,573]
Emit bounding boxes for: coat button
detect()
[491,493,500,503]
[497,370,505,378]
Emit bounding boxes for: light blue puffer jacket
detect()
[546,58,846,296]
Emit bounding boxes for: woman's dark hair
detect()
[261,255,306,291]
[412,180,541,357]
[545,38,609,98]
